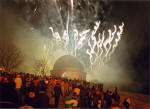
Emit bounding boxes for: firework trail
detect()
[108,23,124,58]
[26,0,124,71]
[49,17,124,71]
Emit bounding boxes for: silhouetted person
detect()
[112,87,120,106]
[0,77,18,108]
[104,90,112,108]
[123,98,131,109]
[36,81,49,108]
[54,83,62,108]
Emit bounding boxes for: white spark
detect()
[70,0,73,12]
[76,29,90,50]
[48,11,124,71]
[109,23,124,57]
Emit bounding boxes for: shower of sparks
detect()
[27,0,124,71]
[49,19,124,69]
[46,0,125,70]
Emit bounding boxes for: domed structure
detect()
[51,55,86,80]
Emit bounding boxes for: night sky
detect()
[112,1,149,94]
[0,1,149,95]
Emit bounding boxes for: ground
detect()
[119,91,150,109]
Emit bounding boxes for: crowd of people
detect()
[0,71,131,109]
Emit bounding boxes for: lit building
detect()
[51,55,86,80]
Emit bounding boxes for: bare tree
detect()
[0,43,23,72]
[33,57,50,77]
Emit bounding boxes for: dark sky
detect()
[111,1,149,94]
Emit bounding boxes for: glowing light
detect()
[49,20,124,70]
[108,23,124,58]
[70,0,73,12]
[47,2,124,71]
[85,21,124,69]
[76,29,90,50]
[49,27,61,42]
[21,0,125,72]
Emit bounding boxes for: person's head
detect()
[38,81,47,91]
[114,87,118,93]
[125,98,131,104]
[19,105,33,109]
[96,90,100,95]
[106,90,109,93]
[73,92,76,96]
[108,91,112,95]
[45,80,49,84]
[28,91,35,99]
[56,82,60,86]
[17,74,20,78]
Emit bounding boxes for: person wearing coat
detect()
[54,82,62,108]
[35,81,49,108]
